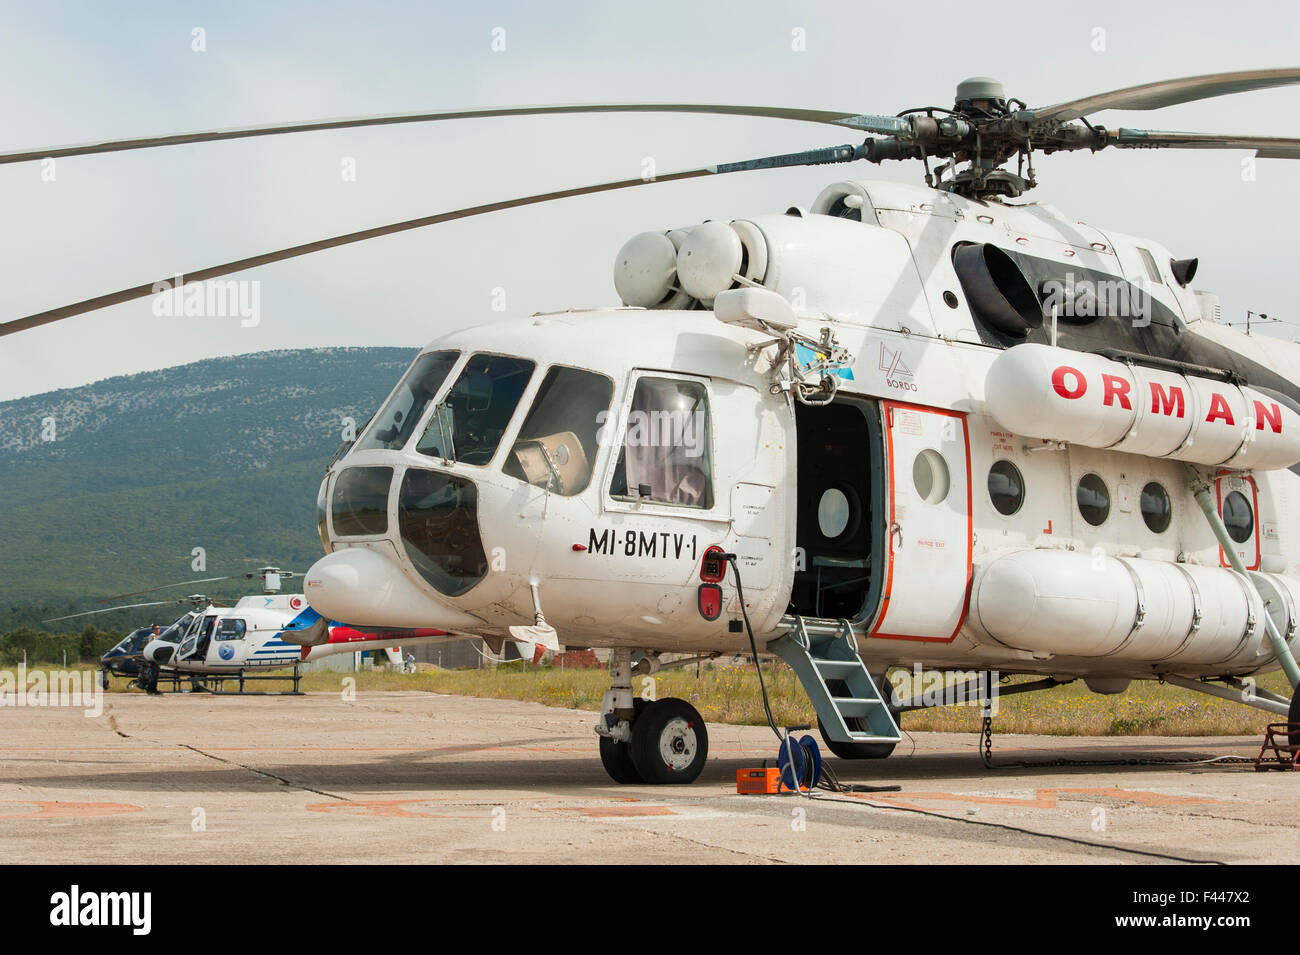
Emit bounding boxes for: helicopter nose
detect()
[305,546,485,631]
[146,642,174,664]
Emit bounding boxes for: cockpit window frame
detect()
[501,362,617,496]
[411,351,538,469]
[601,369,722,519]
[329,465,395,540]
[214,619,247,641]
[352,349,463,455]
[158,612,197,644]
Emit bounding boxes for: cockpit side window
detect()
[609,377,713,509]
[215,619,247,641]
[1137,247,1163,284]
[503,366,614,496]
[415,354,535,466]
[356,350,460,452]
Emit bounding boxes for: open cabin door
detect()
[177,614,217,663]
[868,402,972,643]
[789,399,882,621]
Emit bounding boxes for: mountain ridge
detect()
[0,346,417,622]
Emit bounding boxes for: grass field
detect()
[79,661,1294,737]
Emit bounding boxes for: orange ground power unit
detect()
[736,767,809,794]
[736,767,781,794]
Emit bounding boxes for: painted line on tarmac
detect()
[0,800,142,819]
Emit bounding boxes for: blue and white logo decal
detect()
[795,341,855,380]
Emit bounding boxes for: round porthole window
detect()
[1077,473,1110,526]
[817,487,852,539]
[1222,490,1254,544]
[1140,482,1172,534]
[913,449,950,505]
[988,460,1025,516]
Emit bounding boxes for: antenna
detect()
[1225,310,1297,336]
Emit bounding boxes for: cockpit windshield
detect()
[111,627,152,657]
[356,350,460,452]
[415,355,535,465]
[157,612,196,644]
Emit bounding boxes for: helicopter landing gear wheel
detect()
[1288,690,1300,750]
[598,698,647,784]
[100,669,110,690]
[629,698,708,784]
[599,737,640,783]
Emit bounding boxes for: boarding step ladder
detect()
[768,616,900,745]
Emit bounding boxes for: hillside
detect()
[0,347,416,628]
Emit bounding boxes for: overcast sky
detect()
[3,0,1300,401]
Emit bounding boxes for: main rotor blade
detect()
[0,103,888,165]
[1021,68,1300,125]
[44,600,176,623]
[95,575,244,604]
[1,143,862,336]
[1111,128,1300,158]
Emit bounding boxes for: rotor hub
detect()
[955,76,1007,109]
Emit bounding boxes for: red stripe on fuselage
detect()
[326,626,445,645]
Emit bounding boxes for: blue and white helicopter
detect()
[53,568,448,692]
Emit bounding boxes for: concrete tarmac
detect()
[1,691,1295,864]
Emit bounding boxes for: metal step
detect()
[828,697,884,719]
[811,659,861,677]
[777,613,843,638]
[767,617,900,745]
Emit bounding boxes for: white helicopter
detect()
[8,69,1300,782]
[52,569,448,691]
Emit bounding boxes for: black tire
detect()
[597,698,647,784]
[1288,691,1300,750]
[818,718,897,759]
[599,736,642,783]
[629,698,708,784]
